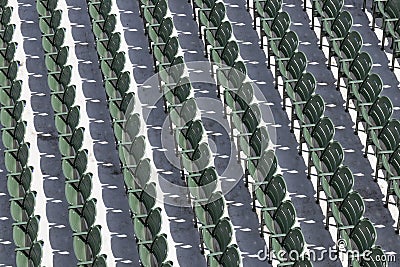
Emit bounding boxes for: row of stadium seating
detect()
[139,0,242,265]
[248,0,388,265]
[85,0,173,266]
[308,0,400,235]
[0,2,43,266]
[36,0,107,265]
[190,0,313,265]
[365,0,400,70]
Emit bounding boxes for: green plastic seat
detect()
[0,79,21,106]
[191,0,218,20]
[253,174,287,213]
[51,85,76,113]
[10,191,36,222]
[54,105,80,134]
[205,21,231,58]
[302,116,334,158]
[73,225,102,262]
[247,149,277,186]
[69,198,97,233]
[263,200,296,239]
[211,41,239,71]
[286,73,317,125]
[0,60,18,85]
[187,166,218,201]
[271,227,306,264]
[5,142,29,173]
[326,11,353,52]
[176,119,204,153]
[1,120,26,149]
[0,6,12,28]
[36,0,58,17]
[339,52,372,93]
[96,32,121,59]
[100,51,125,78]
[128,182,157,217]
[194,191,225,228]
[345,218,377,264]
[134,207,162,242]
[148,16,173,51]
[45,46,69,72]
[0,42,16,64]
[126,158,152,191]
[157,56,185,86]
[1,100,24,128]
[351,73,382,120]
[208,244,241,267]
[91,255,108,267]
[224,81,254,116]
[263,11,290,58]
[239,125,270,165]
[39,9,62,35]
[61,149,88,180]
[202,217,233,254]
[0,24,15,45]
[310,140,344,184]
[138,233,169,267]
[356,246,388,267]
[143,0,168,28]
[12,214,40,248]
[330,191,365,233]
[58,126,84,157]
[181,142,212,176]
[113,112,141,143]
[16,240,43,267]
[153,36,179,68]
[47,65,72,92]
[93,14,116,40]
[65,172,92,206]
[231,102,260,137]
[319,165,354,209]
[42,27,65,54]
[273,31,299,73]
[312,0,343,30]
[108,92,134,122]
[198,1,225,33]
[218,60,247,98]
[361,96,393,155]
[168,98,198,129]
[254,0,282,29]
[105,71,130,99]
[370,119,400,180]
[163,76,191,109]
[119,135,146,170]
[279,52,307,95]
[88,0,112,22]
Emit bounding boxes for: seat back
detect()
[339,191,365,227]
[331,11,353,39]
[330,165,354,199]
